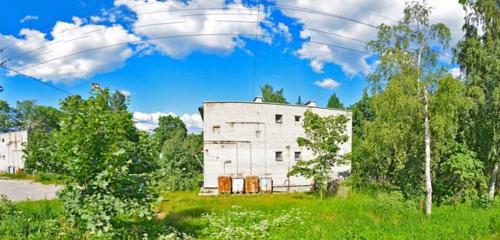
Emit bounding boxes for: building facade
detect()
[0,130,28,173]
[200,98,352,193]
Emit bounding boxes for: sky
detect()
[0,0,465,132]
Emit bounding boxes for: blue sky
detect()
[0,0,464,131]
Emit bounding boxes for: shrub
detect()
[200,206,308,240]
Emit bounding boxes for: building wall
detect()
[202,102,352,191]
[0,130,28,173]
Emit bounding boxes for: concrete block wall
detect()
[201,101,352,192]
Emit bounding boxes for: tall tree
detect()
[54,88,158,234]
[260,84,288,104]
[153,115,187,150]
[288,110,349,199]
[109,91,128,111]
[296,96,303,105]
[327,93,344,109]
[368,2,451,215]
[456,0,500,198]
[349,91,374,144]
[0,100,15,132]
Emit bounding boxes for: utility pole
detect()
[0,48,8,92]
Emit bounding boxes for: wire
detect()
[13,21,185,63]
[309,41,371,55]
[303,28,369,44]
[3,7,262,58]
[274,3,379,29]
[1,65,73,95]
[252,0,262,97]
[16,32,269,72]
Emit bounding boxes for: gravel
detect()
[0,179,62,202]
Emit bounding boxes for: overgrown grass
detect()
[0,172,66,185]
[1,191,499,239]
[158,191,500,239]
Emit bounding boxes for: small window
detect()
[255,130,261,138]
[294,152,302,161]
[1,138,4,143]
[212,125,221,134]
[275,114,283,123]
[295,115,301,122]
[275,151,283,161]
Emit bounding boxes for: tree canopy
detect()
[260,84,288,104]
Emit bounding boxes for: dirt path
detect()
[0,179,62,202]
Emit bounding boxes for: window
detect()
[212,125,221,134]
[275,151,283,161]
[294,152,302,161]
[275,114,283,123]
[1,138,3,143]
[295,115,301,122]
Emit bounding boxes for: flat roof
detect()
[202,101,352,112]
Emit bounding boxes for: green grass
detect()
[2,191,499,239]
[0,172,66,185]
[158,191,500,240]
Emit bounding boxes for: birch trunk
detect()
[423,88,432,215]
[489,163,498,198]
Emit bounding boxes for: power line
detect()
[15,32,270,72]
[309,40,371,55]
[0,65,73,95]
[252,0,262,97]
[3,6,262,58]
[274,3,379,29]
[12,21,186,63]
[303,28,369,44]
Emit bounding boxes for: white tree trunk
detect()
[489,163,498,198]
[423,89,432,215]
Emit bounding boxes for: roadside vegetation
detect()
[0,0,498,239]
[1,191,499,239]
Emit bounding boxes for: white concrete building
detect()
[199,98,352,193]
[0,130,28,173]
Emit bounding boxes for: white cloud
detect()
[133,112,203,133]
[449,67,461,78]
[315,78,341,89]
[2,17,139,83]
[278,0,465,75]
[20,15,39,23]
[119,89,131,97]
[114,0,269,58]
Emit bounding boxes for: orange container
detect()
[218,176,232,194]
[245,176,259,193]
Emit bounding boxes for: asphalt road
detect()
[0,179,62,202]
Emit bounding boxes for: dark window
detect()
[275,114,283,123]
[212,125,221,134]
[275,151,283,161]
[294,152,302,161]
[295,115,301,122]
[1,139,4,143]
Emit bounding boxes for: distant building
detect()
[0,130,28,173]
[199,97,352,194]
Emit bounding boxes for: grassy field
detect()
[158,191,500,240]
[2,190,499,239]
[0,172,66,185]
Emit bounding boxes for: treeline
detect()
[0,92,203,191]
[349,0,499,214]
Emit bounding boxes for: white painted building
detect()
[199,98,352,193]
[0,130,28,173]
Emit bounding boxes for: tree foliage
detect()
[288,110,348,199]
[455,0,500,198]
[260,84,288,104]
[326,93,344,109]
[54,88,158,235]
[351,2,487,209]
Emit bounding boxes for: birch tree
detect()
[456,0,500,199]
[368,1,450,215]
